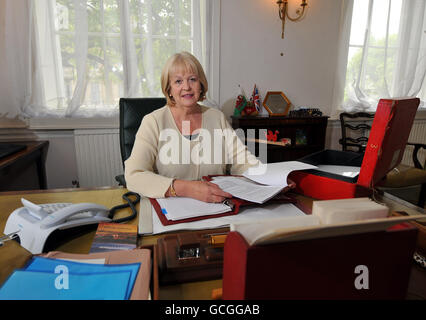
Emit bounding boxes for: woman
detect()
[125,51,261,203]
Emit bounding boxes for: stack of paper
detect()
[157,197,232,221]
[210,161,317,204]
[231,197,424,246]
[150,161,317,223]
[210,176,284,204]
[312,197,389,224]
[0,257,140,300]
[231,215,321,246]
[153,161,317,221]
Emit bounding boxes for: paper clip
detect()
[0,231,20,247]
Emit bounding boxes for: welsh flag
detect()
[233,85,248,116]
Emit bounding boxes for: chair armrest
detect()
[407,142,426,169]
[115,174,126,187]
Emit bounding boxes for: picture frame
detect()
[262,91,292,116]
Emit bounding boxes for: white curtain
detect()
[1,0,220,119]
[1,1,45,118]
[332,0,426,116]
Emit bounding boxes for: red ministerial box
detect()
[288,98,420,200]
[222,225,417,300]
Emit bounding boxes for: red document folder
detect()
[150,175,297,226]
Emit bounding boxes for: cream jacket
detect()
[124,105,259,198]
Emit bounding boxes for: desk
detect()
[0,141,49,191]
[0,187,222,300]
[0,187,424,300]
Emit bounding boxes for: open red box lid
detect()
[357,97,420,188]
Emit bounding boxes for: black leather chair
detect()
[115,97,167,187]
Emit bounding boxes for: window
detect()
[34,0,212,117]
[342,0,426,111]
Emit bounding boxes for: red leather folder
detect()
[222,223,418,300]
[151,175,297,226]
[288,98,420,200]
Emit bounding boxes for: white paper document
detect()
[211,176,284,204]
[149,161,317,225]
[242,161,318,187]
[156,197,232,221]
[231,215,321,246]
[150,202,306,235]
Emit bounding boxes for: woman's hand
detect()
[174,180,233,203]
[281,179,296,193]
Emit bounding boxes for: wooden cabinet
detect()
[0,141,49,191]
[231,116,328,163]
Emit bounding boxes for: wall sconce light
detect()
[276,0,308,39]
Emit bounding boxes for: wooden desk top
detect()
[0,187,424,300]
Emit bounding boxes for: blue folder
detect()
[0,270,131,300]
[0,257,141,300]
[24,257,141,300]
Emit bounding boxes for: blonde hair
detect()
[161,51,208,106]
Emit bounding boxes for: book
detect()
[295,129,307,145]
[312,197,389,224]
[90,222,138,253]
[231,198,424,246]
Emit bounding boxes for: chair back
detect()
[339,112,375,153]
[119,97,166,166]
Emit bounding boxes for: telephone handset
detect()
[3,192,140,254]
[39,203,110,229]
[20,198,110,229]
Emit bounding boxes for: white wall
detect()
[219,0,342,118]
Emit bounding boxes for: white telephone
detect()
[4,198,111,254]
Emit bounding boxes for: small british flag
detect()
[252,84,261,112]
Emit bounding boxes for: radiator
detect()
[74,129,123,188]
